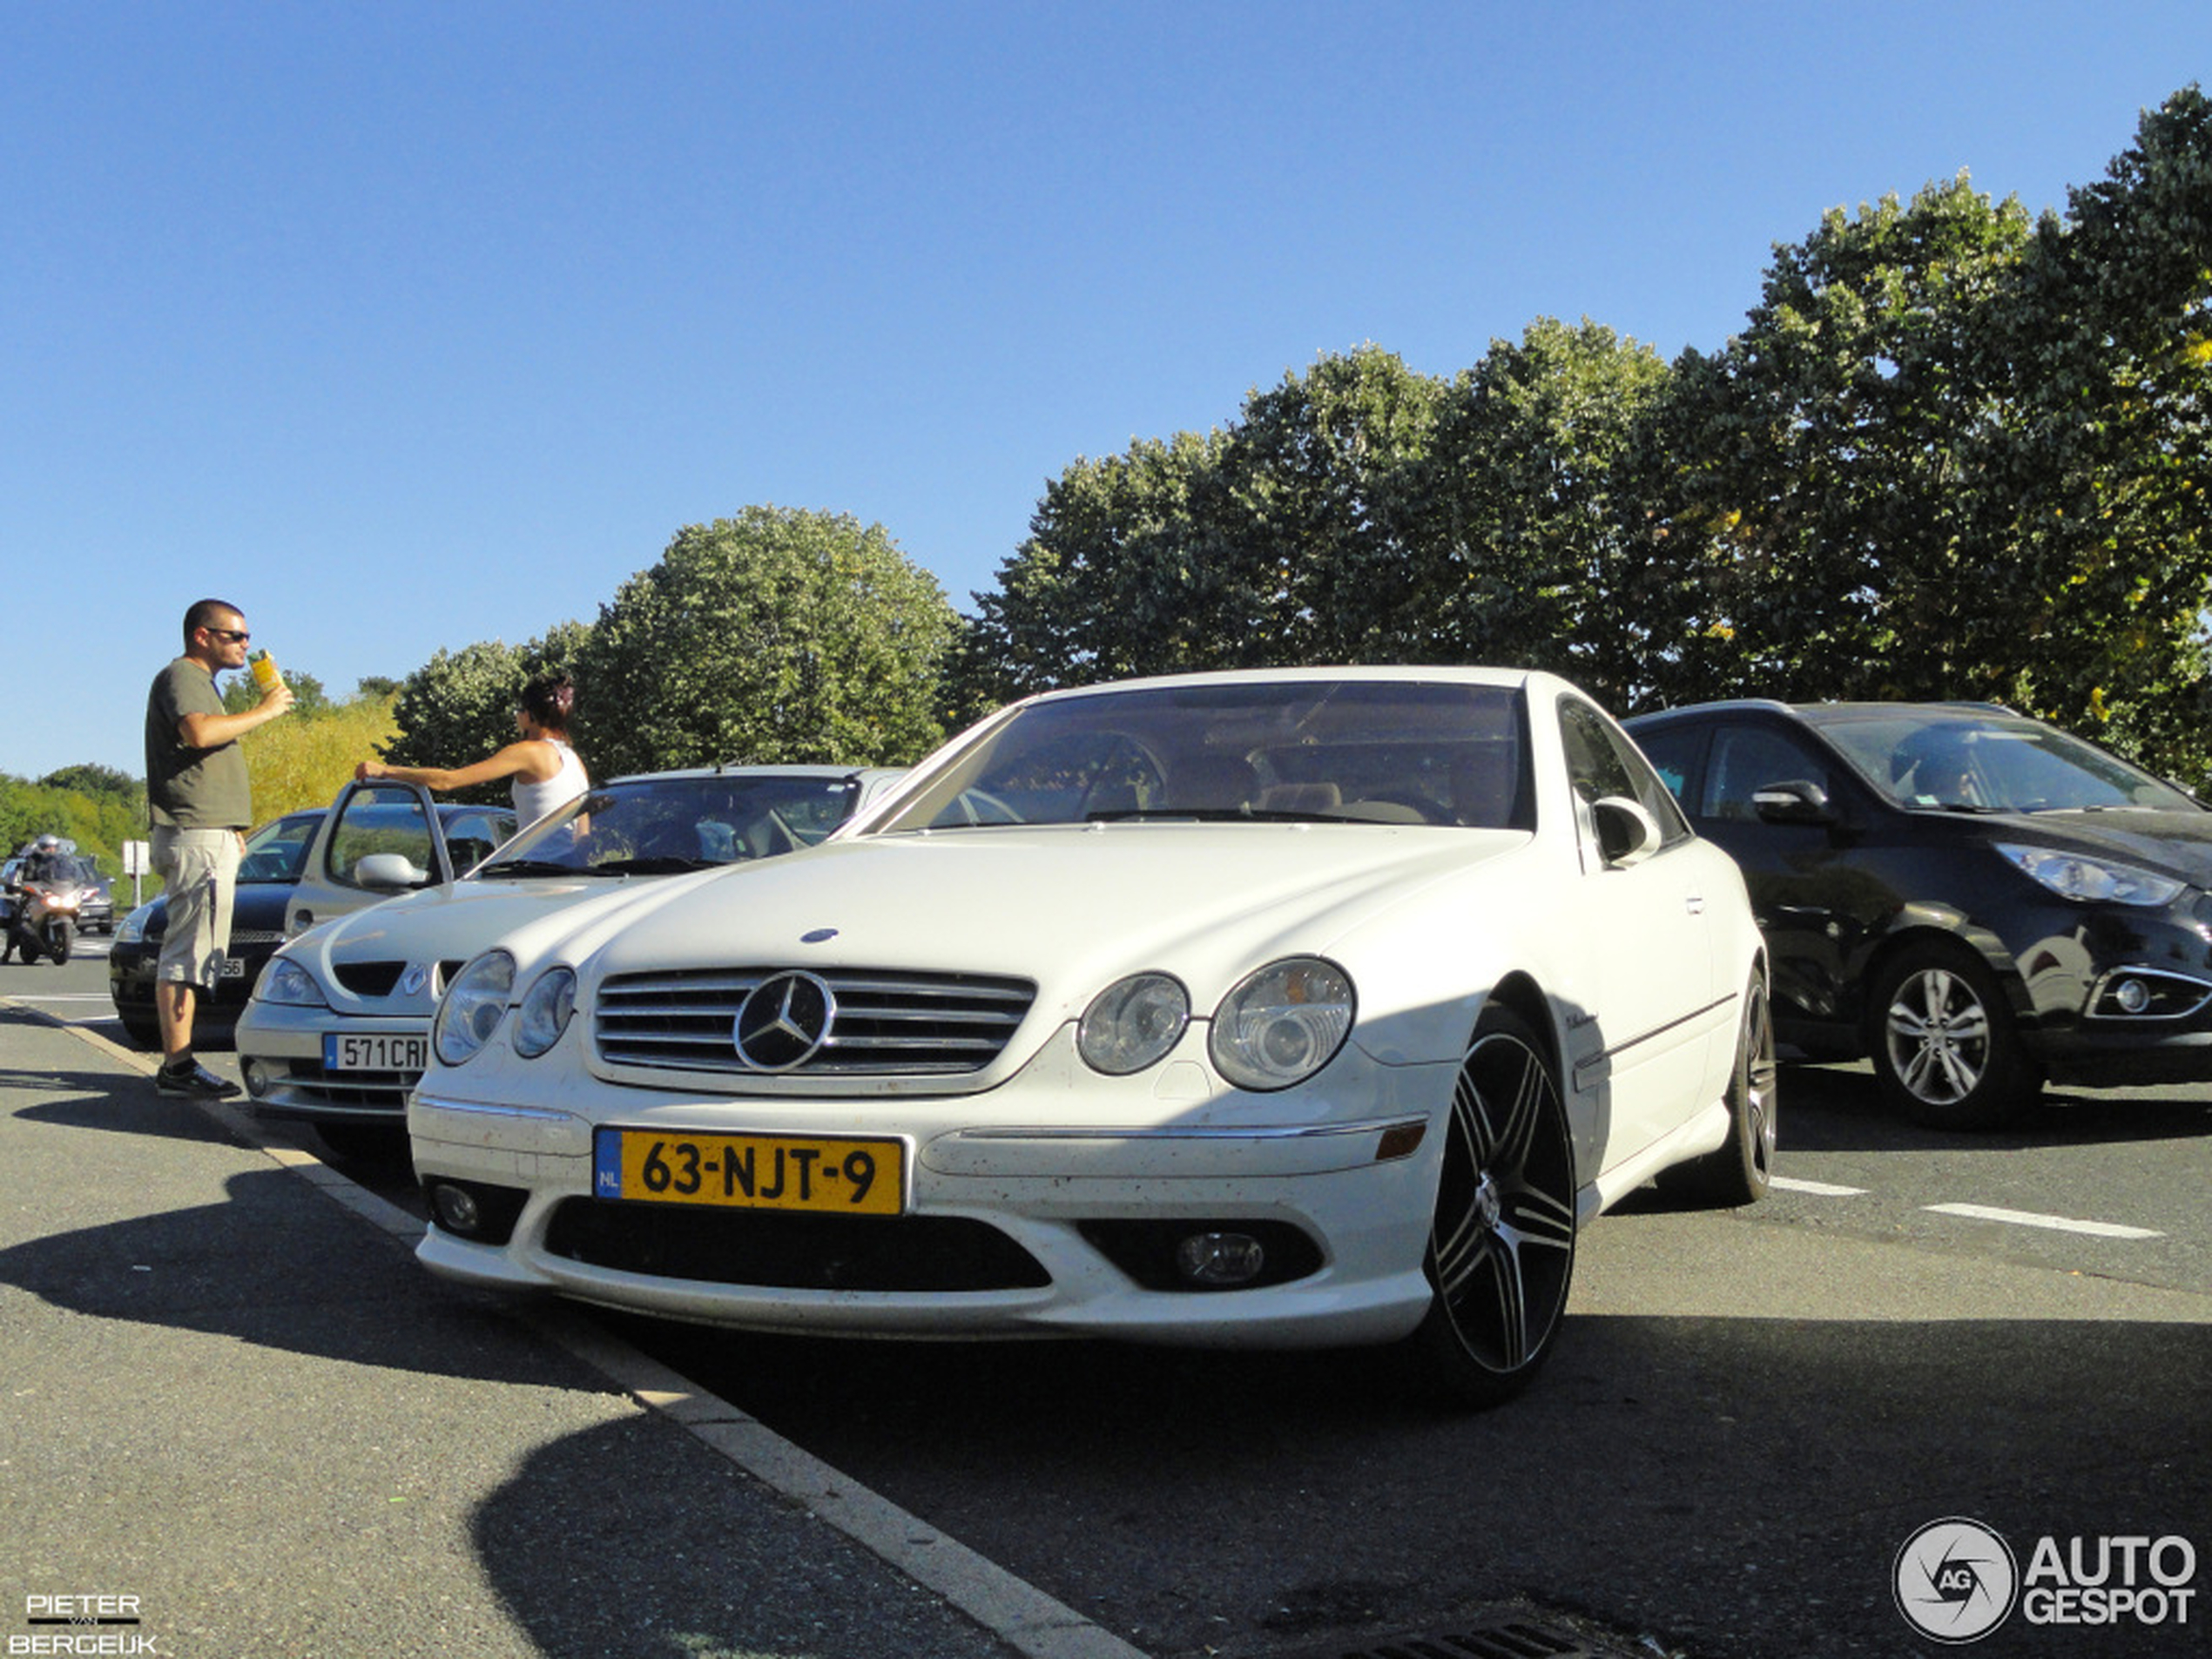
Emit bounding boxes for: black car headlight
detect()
[435,951,516,1066]
[1209,957,1354,1091]
[1997,842,2186,907]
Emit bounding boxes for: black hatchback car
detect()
[1627,700,2212,1127]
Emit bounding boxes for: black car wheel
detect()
[118,1011,161,1049]
[1868,941,2037,1129]
[1405,1005,1578,1408]
[1665,967,1778,1206]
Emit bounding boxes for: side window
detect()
[1702,725,1831,822]
[326,787,435,888]
[1629,724,1703,810]
[1558,699,1692,848]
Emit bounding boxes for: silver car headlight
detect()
[1996,843,2187,907]
[434,951,516,1067]
[1209,957,1355,1091]
[257,957,328,1008]
[512,968,578,1059]
[1077,973,1190,1075]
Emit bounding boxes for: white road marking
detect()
[1924,1202,2164,1240]
[1771,1175,1867,1197]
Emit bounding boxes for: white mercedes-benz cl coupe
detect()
[410,668,1774,1406]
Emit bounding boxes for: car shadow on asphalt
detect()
[1772,1061,2212,1152]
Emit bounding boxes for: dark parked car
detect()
[110,782,516,1049]
[1629,699,2212,1127]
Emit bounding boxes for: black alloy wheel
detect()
[1406,1004,1578,1408]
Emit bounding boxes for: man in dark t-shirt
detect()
[143,597,293,1098]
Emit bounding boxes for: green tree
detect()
[1222,343,1446,662]
[1993,85,2212,784]
[224,668,329,718]
[1431,318,1673,706]
[579,509,956,778]
[964,429,1244,703]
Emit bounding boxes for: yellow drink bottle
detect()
[249,648,284,694]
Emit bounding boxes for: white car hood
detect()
[589,824,1531,1016]
[293,874,655,969]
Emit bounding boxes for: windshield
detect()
[474,772,864,877]
[1817,711,2200,814]
[870,678,1531,832]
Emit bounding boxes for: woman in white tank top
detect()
[356,672,589,826]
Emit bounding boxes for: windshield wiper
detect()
[590,856,719,875]
[1085,806,1353,825]
[475,859,590,879]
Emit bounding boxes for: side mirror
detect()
[1591,796,1662,867]
[354,852,431,891]
[1752,779,1838,826]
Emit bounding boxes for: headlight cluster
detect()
[1996,842,2187,907]
[434,952,581,1066]
[1078,956,1354,1091]
[257,957,327,1008]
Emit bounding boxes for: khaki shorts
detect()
[152,826,243,991]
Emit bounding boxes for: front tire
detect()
[1405,1005,1578,1408]
[1867,941,2037,1129]
[48,922,71,966]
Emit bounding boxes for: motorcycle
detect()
[3,866,89,966]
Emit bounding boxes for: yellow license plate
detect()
[592,1129,903,1217]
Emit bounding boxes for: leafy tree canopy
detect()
[580,509,957,779]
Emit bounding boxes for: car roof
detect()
[598,764,898,785]
[1628,698,2025,730]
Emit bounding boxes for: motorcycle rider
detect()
[6,836,75,961]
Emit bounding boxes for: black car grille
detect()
[333,961,408,998]
[593,967,1035,1076]
[544,1199,1050,1291]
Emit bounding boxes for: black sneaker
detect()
[156,1060,240,1100]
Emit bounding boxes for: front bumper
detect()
[237,1001,429,1125]
[408,1033,1455,1350]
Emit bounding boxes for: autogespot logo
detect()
[1894,1517,2020,1643]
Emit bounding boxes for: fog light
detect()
[1175,1231,1266,1287]
[2114,977,2152,1015]
[430,1182,482,1236]
[241,1059,270,1097]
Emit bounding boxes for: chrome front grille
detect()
[594,967,1035,1076]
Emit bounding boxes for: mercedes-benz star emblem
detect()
[732,971,837,1071]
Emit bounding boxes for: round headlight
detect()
[1209,957,1354,1092]
[257,956,327,1008]
[434,951,516,1067]
[512,968,577,1059]
[1077,973,1190,1075]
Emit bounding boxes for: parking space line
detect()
[1770,1175,1868,1197]
[1924,1201,2165,1240]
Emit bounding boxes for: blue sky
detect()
[5,1,2205,782]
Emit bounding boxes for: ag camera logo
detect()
[1893,1518,2020,1643]
[1893,1519,2200,1642]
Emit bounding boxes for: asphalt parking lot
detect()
[0,990,1130,1659]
